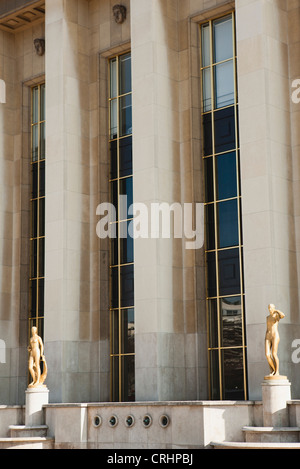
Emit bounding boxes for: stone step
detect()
[210,441,300,449]
[243,426,300,443]
[0,437,54,449]
[9,425,49,438]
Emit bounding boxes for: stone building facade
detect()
[0,0,300,408]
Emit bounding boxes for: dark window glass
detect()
[38,279,44,314]
[30,279,37,315]
[40,84,45,121]
[222,348,245,400]
[121,308,135,354]
[205,204,215,251]
[203,113,212,156]
[110,99,118,139]
[110,140,117,179]
[220,296,242,347]
[217,199,239,248]
[120,264,134,307]
[206,251,217,298]
[209,349,220,400]
[111,310,119,355]
[110,267,119,309]
[111,356,120,402]
[31,200,38,238]
[218,248,240,296]
[32,163,38,199]
[30,240,37,278]
[119,136,132,178]
[216,152,237,201]
[32,125,38,161]
[39,198,45,237]
[110,180,118,219]
[119,177,133,220]
[121,355,135,401]
[110,226,118,266]
[208,299,218,348]
[40,122,45,159]
[39,160,45,197]
[119,221,134,264]
[214,107,235,154]
[38,238,45,277]
[204,157,214,202]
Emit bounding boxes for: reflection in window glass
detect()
[119,53,131,95]
[110,58,117,98]
[202,68,212,112]
[203,113,213,156]
[29,83,46,352]
[209,349,220,400]
[201,13,247,400]
[218,249,240,297]
[208,299,218,348]
[222,348,245,400]
[206,251,217,298]
[109,53,135,402]
[220,296,242,347]
[214,107,236,153]
[201,23,211,67]
[110,99,117,139]
[121,308,135,354]
[213,16,233,63]
[121,355,135,401]
[119,222,134,264]
[214,60,234,108]
[119,94,132,137]
[119,136,132,177]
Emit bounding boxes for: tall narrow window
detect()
[29,84,45,341]
[109,53,135,402]
[200,13,248,400]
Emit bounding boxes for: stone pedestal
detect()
[262,377,291,427]
[25,386,49,426]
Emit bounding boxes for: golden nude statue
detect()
[28,326,47,388]
[265,304,285,378]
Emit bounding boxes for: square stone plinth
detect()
[262,378,291,427]
[25,387,49,426]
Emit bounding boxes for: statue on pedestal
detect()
[28,326,47,388]
[265,304,285,379]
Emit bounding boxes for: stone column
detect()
[131,0,199,400]
[0,27,21,405]
[236,0,299,399]
[44,0,98,403]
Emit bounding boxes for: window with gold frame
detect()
[108,52,135,402]
[200,12,248,400]
[29,83,45,342]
